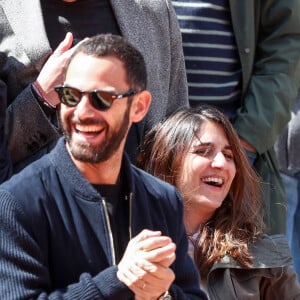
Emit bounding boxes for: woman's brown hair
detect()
[137,105,265,278]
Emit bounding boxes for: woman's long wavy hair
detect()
[137,105,265,278]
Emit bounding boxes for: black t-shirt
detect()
[41,0,121,49]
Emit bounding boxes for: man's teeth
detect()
[75,124,101,133]
[202,177,223,186]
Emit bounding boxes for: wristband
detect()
[158,291,172,300]
[32,81,56,109]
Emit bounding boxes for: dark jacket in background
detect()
[229,0,300,234]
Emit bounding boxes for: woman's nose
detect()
[211,152,226,167]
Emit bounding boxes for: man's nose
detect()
[73,94,96,117]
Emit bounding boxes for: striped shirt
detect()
[172,0,242,119]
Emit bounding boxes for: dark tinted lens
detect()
[62,87,81,106]
[91,91,115,110]
[55,86,82,107]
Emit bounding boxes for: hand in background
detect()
[239,137,257,165]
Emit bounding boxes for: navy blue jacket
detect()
[0,138,206,299]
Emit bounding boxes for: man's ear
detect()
[130,90,152,123]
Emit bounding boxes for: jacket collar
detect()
[49,137,134,201]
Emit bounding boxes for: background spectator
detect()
[171,0,300,234]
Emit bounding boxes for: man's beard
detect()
[61,104,131,163]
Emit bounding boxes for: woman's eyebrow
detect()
[193,142,211,147]
[224,145,233,151]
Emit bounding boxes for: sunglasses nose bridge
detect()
[79,91,99,107]
[80,91,90,100]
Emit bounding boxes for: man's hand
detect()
[35,32,88,106]
[239,137,256,153]
[117,229,176,300]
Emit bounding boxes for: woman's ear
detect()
[130,90,152,123]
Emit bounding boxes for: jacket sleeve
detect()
[5,85,60,165]
[0,191,133,300]
[233,0,300,154]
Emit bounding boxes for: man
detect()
[171,0,300,234]
[0,0,187,175]
[0,34,206,300]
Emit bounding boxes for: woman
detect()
[138,106,300,299]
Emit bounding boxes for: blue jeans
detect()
[281,172,300,282]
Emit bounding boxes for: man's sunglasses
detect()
[54,85,136,111]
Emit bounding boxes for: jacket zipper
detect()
[128,192,133,240]
[102,193,133,266]
[102,198,116,265]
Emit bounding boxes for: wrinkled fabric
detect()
[206,235,300,299]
